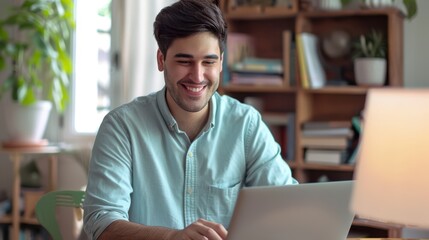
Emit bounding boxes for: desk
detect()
[0,146,61,240]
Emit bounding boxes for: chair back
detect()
[35,190,85,240]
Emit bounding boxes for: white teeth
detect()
[187,86,203,92]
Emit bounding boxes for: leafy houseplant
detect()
[352,29,387,86]
[341,0,417,20]
[352,29,386,59]
[0,0,75,113]
[0,0,74,143]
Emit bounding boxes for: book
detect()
[262,112,290,126]
[264,112,295,161]
[300,32,327,89]
[231,57,283,74]
[269,125,288,159]
[231,72,283,85]
[286,112,296,161]
[302,120,352,130]
[289,41,297,87]
[226,33,255,67]
[301,136,350,149]
[301,127,354,138]
[305,149,348,165]
[347,115,363,165]
[282,30,292,87]
[296,34,310,89]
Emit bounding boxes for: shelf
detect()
[302,86,369,95]
[220,0,405,237]
[20,216,39,225]
[222,85,296,93]
[0,215,39,225]
[0,214,12,224]
[227,11,297,20]
[301,163,355,172]
[353,217,404,230]
[0,145,61,154]
[351,217,404,238]
[298,7,404,18]
[226,3,298,20]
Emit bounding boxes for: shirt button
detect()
[188,152,193,158]
[187,188,193,194]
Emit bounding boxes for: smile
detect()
[186,86,204,92]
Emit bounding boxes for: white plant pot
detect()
[354,58,387,86]
[2,100,52,144]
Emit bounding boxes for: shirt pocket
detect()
[205,181,241,228]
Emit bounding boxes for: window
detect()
[68,0,169,138]
[72,0,112,134]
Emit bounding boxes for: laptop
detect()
[227,180,355,240]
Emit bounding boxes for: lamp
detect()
[351,88,429,229]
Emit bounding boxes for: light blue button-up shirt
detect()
[83,88,298,239]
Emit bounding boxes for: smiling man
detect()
[83,0,297,240]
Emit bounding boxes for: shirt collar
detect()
[156,87,217,132]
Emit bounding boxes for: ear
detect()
[157,49,164,71]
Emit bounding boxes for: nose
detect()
[190,64,205,83]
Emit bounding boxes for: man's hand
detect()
[167,218,228,240]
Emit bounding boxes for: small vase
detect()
[354,58,387,86]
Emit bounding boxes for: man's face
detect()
[157,32,223,114]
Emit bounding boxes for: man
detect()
[83,0,297,239]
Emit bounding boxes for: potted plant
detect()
[352,29,387,86]
[0,0,74,145]
[341,0,417,20]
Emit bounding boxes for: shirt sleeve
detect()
[243,109,299,186]
[83,112,133,239]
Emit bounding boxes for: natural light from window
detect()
[73,0,111,134]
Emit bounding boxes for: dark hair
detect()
[153,0,227,58]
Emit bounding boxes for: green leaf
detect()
[0,57,5,70]
[55,0,65,17]
[0,26,8,40]
[403,0,417,20]
[340,0,353,6]
[0,75,15,96]
[0,0,75,112]
[20,86,37,106]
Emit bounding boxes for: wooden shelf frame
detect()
[220,1,405,237]
[0,146,61,240]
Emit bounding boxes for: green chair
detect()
[35,190,85,240]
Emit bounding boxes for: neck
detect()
[166,93,210,141]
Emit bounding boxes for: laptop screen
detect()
[227,181,355,240]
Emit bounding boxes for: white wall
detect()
[402,2,429,236]
[404,0,429,88]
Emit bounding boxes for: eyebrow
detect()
[174,53,219,60]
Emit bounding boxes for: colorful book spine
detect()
[296,34,310,89]
[301,32,326,89]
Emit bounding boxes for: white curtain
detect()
[110,0,176,108]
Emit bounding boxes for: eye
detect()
[204,60,216,65]
[177,60,191,65]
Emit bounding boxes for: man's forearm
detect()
[98,220,176,240]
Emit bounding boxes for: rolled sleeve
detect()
[83,113,134,239]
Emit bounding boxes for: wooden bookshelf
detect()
[219,1,404,238]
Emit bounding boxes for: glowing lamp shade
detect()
[351,88,429,228]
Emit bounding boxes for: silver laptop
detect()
[227,180,355,240]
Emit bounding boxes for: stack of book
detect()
[230,57,284,85]
[301,120,354,165]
